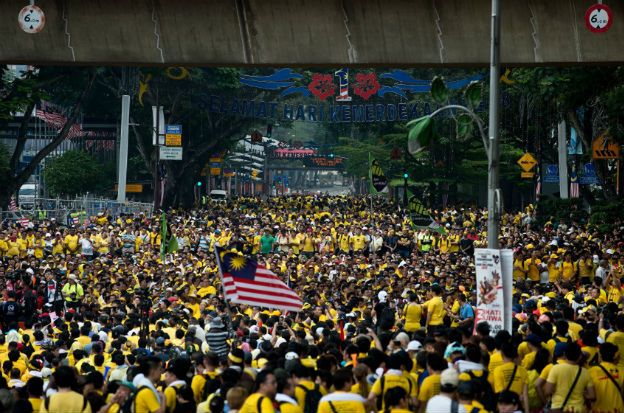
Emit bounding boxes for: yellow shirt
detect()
[425,297,445,326]
[513,259,527,280]
[352,235,367,251]
[547,363,592,413]
[525,258,542,281]
[607,331,624,370]
[561,261,576,280]
[318,392,366,413]
[64,234,79,252]
[240,393,275,413]
[164,382,185,413]
[403,303,422,332]
[40,391,91,413]
[589,362,624,413]
[492,361,528,395]
[134,387,161,413]
[417,373,440,404]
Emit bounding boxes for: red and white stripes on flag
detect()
[34,108,89,139]
[8,197,17,211]
[221,265,303,313]
[570,181,580,198]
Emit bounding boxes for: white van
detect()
[209,189,228,203]
[18,184,36,208]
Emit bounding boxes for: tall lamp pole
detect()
[487,0,501,249]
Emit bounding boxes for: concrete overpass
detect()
[2,0,623,66]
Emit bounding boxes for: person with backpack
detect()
[274,368,302,413]
[544,342,595,413]
[369,353,417,411]
[457,381,487,413]
[40,366,91,413]
[424,368,467,413]
[293,364,325,413]
[191,352,219,404]
[456,345,495,413]
[133,356,166,413]
[492,342,529,413]
[239,370,278,413]
[318,369,366,413]
[589,342,623,413]
[163,359,190,413]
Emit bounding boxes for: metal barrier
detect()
[3,196,153,225]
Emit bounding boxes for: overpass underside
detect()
[1,0,622,66]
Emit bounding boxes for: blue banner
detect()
[543,164,559,183]
[579,163,599,185]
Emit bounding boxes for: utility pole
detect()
[117,95,130,202]
[487,0,501,249]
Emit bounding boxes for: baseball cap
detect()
[406,341,422,351]
[440,368,459,388]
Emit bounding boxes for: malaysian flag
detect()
[570,165,580,198]
[215,247,303,312]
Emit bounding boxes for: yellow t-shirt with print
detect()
[417,373,440,404]
[547,363,592,413]
[492,361,528,395]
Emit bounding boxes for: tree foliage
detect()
[43,151,113,197]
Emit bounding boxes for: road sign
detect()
[165,124,182,146]
[165,135,181,146]
[592,132,620,159]
[18,5,45,34]
[543,164,559,183]
[585,4,613,33]
[579,163,599,185]
[114,183,143,193]
[517,153,537,172]
[521,172,535,179]
[159,146,183,160]
[210,168,221,176]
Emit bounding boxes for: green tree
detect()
[0,66,98,209]
[43,151,112,197]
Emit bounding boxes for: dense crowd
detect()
[0,195,623,413]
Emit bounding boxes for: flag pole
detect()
[213,244,234,316]
[368,152,373,218]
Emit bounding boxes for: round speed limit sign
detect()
[18,5,45,34]
[585,4,613,33]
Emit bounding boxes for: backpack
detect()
[202,374,220,401]
[375,375,413,411]
[297,383,323,413]
[466,370,496,412]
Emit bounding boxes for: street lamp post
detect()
[407,0,501,249]
[487,0,501,249]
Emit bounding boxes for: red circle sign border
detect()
[585,3,613,33]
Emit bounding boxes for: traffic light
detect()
[196,181,202,186]
[329,153,334,158]
[403,173,409,179]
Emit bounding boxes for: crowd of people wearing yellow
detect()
[0,196,622,413]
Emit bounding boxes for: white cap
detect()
[378,291,388,302]
[285,352,299,361]
[440,368,459,388]
[407,340,423,351]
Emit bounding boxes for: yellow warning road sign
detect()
[517,153,537,172]
[521,172,535,179]
[593,132,620,159]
